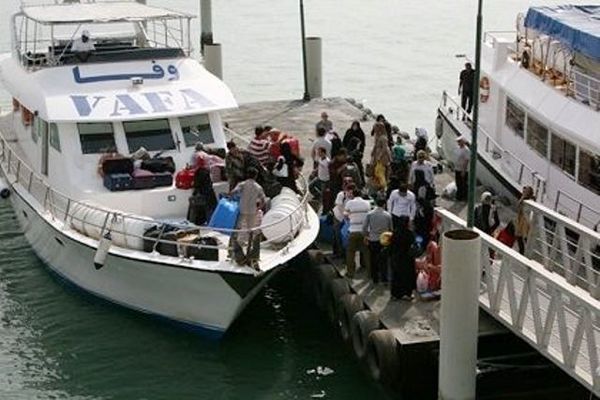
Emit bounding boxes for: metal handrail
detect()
[0,131,310,258]
[554,189,600,230]
[440,91,547,200]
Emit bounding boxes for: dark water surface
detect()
[0,201,387,400]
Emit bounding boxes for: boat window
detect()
[578,150,600,195]
[49,123,61,152]
[31,117,39,144]
[505,97,525,138]
[123,119,175,153]
[550,134,576,176]
[179,115,214,147]
[526,116,548,157]
[78,123,117,154]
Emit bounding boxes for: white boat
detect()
[437,5,600,230]
[0,0,319,339]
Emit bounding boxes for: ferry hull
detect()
[6,181,279,339]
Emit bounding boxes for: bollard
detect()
[305,37,322,98]
[200,0,213,54]
[204,43,222,80]
[439,229,481,400]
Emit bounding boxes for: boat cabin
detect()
[1,1,237,219]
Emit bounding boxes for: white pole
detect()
[200,0,213,54]
[305,37,322,98]
[204,43,222,80]
[439,229,481,400]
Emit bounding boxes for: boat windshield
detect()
[179,115,214,147]
[123,119,176,153]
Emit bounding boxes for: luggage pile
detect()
[175,150,226,190]
[143,224,220,261]
[100,154,175,192]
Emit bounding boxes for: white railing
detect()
[572,68,600,111]
[0,133,310,263]
[524,200,600,300]
[440,91,547,201]
[554,189,600,231]
[439,208,600,395]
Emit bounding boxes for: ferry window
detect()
[31,117,39,144]
[526,116,548,157]
[578,150,600,195]
[123,119,175,152]
[78,123,116,154]
[49,123,61,152]
[550,134,576,176]
[506,97,525,138]
[179,115,214,147]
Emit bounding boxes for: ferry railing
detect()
[523,200,600,300]
[571,68,600,111]
[0,134,311,266]
[440,91,547,200]
[439,208,600,395]
[554,189,600,231]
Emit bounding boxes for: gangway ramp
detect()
[439,208,600,396]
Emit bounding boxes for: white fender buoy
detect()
[0,178,10,199]
[94,232,112,270]
[435,115,443,139]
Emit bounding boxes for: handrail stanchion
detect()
[27,171,33,192]
[64,198,71,222]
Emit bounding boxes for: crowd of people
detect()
[221,110,536,292]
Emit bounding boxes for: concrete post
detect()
[305,37,322,98]
[439,229,481,400]
[200,0,213,54]
[204,43,222,79]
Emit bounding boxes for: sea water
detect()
[0,0,591,399]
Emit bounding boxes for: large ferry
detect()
[0,0,318,339]
[437,5,600,230]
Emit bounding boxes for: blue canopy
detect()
[524,5,600,61]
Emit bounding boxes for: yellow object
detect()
[374,161,387,189]
[380,231,393,247]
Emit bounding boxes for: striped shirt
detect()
[247,137,271,165]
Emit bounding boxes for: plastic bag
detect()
[416,270,429,294]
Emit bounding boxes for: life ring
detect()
[326,278,350,322]
[480,77,490,103]
[336,293,364,342]
[351,310,381,360]
[365,329,401,388]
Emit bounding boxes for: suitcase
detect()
[283,138,300,157]
[103,173,133,191]
[102,158,134,175]
[185,236,219,261]
[176,167,197,189]
[318,214,334,244]
[141,156,176,174]
[210,165,225,183]
[143,224,186,254]
[152,172,173,188]
[131,169,155,190]
[208,197,239,233]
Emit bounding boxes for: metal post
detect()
[439,229,481,400]
[200,0,213,54]
[299,0,310,101]
[467,0,483,228]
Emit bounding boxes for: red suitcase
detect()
[175,167,197,189]
[283,138,300,157]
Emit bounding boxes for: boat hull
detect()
[6,181,279,340]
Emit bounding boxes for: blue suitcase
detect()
[208,197,239,234]
[104,173,133,191]
[152,172,173,188]
[318,215,334,244]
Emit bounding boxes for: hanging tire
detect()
[365,330,400,389]
[336,294,364,342]
[325,278,350,322]
[351,311,380,360]
[314,264,336,310]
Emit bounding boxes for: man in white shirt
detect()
[332,182,354,257]
[71,30,95,61]
[454,136,470,201]
[387,183,416,230]
[408,150,435,188]
[311,127,332,166]
[344,188,371,278]
[308,147,330,199]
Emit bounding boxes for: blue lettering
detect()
[110,95,147,117]
[70,95,105,117]
[142,91,174,113]
[180,89,215,110]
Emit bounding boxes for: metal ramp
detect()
[438,205,600,395]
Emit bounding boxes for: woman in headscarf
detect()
[390,216,416,300]
[370,122,392,191]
